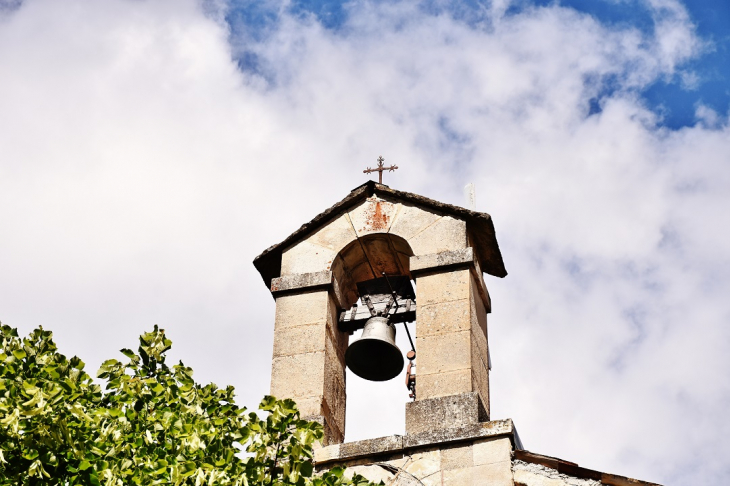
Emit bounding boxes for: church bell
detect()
[345,316,404,381]
[341,275,416,382]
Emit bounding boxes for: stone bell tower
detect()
[254,181,504,444]
[254,181,661,486]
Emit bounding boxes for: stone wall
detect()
[315,421,516,486]
[412,266,490,419]
[313,419,661,486]
[270,289,347,444]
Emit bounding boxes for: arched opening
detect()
[330,232,413,309]
[331,234,418,442]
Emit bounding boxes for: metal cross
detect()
[363,156,398,184]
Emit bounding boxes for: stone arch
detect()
[331,232,414,310]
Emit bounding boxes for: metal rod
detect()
[381,272,400,312]
[403,321,415,353]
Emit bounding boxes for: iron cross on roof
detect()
[363,156,398,184]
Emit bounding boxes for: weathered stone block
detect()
[313,443,340,462]
[417,300,471,336]
[327,328,350,370]
[347,197,397,237]
[442,466,472,485]
[420,473,442,486]
[323,384,345,442]
[378,455,411,471]
[272,323,326,357]
[441,443,473,470]
[326,326,346,364]
[388,202,442,241]
[339,435,403,460]
[270,352,325,399]
[470,316,489,364]
[330,259,358,309]
[415,268,471,306]
[323,334,347,435]
[410,247,475,274]
[471,361,489,407]
[271,270,333,294]
[470,332,488,368]
[471,328,489,417]
[281,239,337,275]
[471,364,490,420]
[473,461,513,486]
[324,417,344,446]
[408,216,468,256]
[274,290,331,329]
[325,327,347,366]
[416,369,473,400]
[410,248,492,313]
[406,392,481,435]
[294,396,325,418]
[471,333,488,382]
[417,330,471,375]
[470,274,489,336]
[307,213,358,252]
[403,419,515,449]
[403,448,441,482]
[473,437,512,466]
[326,293,343,335]
[470,265,492,313]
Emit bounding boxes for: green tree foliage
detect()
[0,324,376,486]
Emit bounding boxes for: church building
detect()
[254,179,660,486]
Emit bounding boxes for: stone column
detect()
[269,271,348,445]
[406,248,492,434]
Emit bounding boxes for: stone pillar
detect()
[269,271,348,445]
[406,248,492,434]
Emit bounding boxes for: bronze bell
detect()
[345,316,404,381]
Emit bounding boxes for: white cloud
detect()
[0,0,728,484]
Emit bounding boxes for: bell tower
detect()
[254,181,506,445]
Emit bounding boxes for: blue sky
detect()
[1,1,729,485]
[228,0,730,129]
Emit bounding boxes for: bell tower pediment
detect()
[254,181,506,291]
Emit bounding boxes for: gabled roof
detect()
[253,181,507,288]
